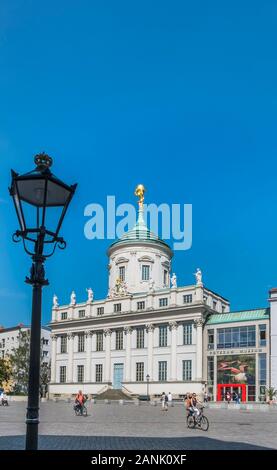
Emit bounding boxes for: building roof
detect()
[0,325,51,333]
[206,308,270,325]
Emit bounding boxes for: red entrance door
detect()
[217,384,247,402]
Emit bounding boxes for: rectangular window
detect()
[60,366,66,383]
[259,353,267,386]
[61,312,67,320]
[115,330,123,350]
[208,329,214,350]
[259,324,266,347]
[77,365,84,383]
[114,303,121,313]
[142,265,150,281]
[222,305,226,313]
[60,335,67,354]
[213,300,217,310]
[159,325,168,347]
[159,298,168,307]
[158,361,167,381]
[163,270,168,286]
[183,294,193,304]
[78,310,85,318]
[183,323,192,345]
[217,326,256,349]
[183,360,192,381]
[119,266,125,281]
[95,364,103,383]
[207,357,214,385]
[96,332,103,351]
[136,328,145,349]
[78,333,85,352]
[137,301,145,310]
[136,362,144,381]
[97,307,104,316]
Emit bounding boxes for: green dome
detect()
[108,206,172,255]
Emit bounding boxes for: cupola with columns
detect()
[107,184,173,297]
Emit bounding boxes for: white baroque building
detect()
[49,186,277,401]
[49,186,231,399]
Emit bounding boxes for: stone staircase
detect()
[96,388,133,401]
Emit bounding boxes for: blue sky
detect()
[0,0,276,327]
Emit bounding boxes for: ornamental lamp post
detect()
[146,374,150,401]
[9,152,77,450]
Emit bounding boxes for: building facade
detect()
[0,324,51,365]
[49,187,276,401]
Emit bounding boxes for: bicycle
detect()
[74,402,88,417]
[187,407,209,431]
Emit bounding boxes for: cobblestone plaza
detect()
[0,402,276,450]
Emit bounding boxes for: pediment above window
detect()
[138,255,154,263]
[115,257,130,265]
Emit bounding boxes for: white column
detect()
[104,329,112,382]
[169,322,178,380]
[50,334,57,382]
[124,326,132,382]
[85,331,93,382]
[67,333,74,383]
[146,324,154,379]
[194,318,203,380]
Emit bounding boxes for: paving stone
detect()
[0,402,276,450]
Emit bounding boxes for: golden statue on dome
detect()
[134,184,146,207]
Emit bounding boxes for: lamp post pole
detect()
[9,153,77,451]
[25,231,48,450]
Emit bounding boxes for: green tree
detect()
[10,330,30,394]
[0,357,12,386]
[9,329,51,396]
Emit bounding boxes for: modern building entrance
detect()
[217,383,247,402]
[113,363,124,389]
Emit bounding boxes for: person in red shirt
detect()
[75,390,85,414]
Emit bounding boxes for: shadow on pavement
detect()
[0,435,273,450]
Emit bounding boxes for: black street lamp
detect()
[146,374,150,401]
[9,153,77,450]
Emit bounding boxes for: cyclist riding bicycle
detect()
[188,393,201,418]
[74,390,85,415]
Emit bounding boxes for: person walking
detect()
[226,391,231,404]
[204,391,208,403]
[168,392,173,407]
[161,392,168,411]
